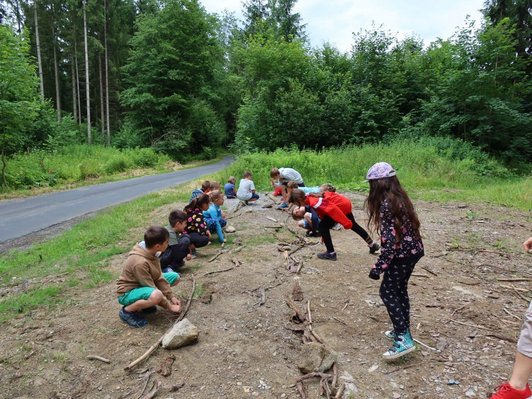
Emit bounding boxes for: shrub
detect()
[79,160,101,179]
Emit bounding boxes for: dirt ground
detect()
[0,192,530,399]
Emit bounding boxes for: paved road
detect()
[0,156,233,243]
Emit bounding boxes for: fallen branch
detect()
[503,307,522,321]
[496,277,532,282]
[449,319,490,331]
[413,338,439,352]
[208,250,228,263]
[86,355,110,364]
[202,267,234,277]
[125,276,196,372]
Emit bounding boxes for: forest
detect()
[0,0,531,190]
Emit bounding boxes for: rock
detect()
[465,387,476,397]
[161,318,199,349]
[297,342,338,374]
[291,280,304,302]
[393,393,401,399]
[225,225,236,233]
[368,364,379,373]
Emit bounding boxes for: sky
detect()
[199,0,485,51]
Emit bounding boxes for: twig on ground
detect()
[203,267,234,277]
[125,276,196,372]
[485,333,517,343]
[295,372,332,383]
[496,277,532,282]
[136,371,154,399]
[449,319,490,331]
[208,250,228,263]
[421,266,438,276]
[331,316,348,326]
[334,383,345,399]
[141,380,161,399]
[411,273,430,278]
[413,338,439,352]
[86,355,110,364]
[512,287,532,303]
[503,307,523,321]
[266,216,279,223]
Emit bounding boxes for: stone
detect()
[225,225,236,233]
[161,318,199,349]
[297,342,338,374]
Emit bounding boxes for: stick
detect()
[296,372,332,383]
[499,284,530,292]
[141,380,161,399]
[334,383,345,399]
[202,267,234,277]
[512,287,532,303]
[86,355,111,364]
[449,319,490,331]
[421,266,438,276]
[331,363,338,389]
[307,300,313,325]
[208,250,227,263]
[125,276,196,372]
[413,338,439,352]
[296,382,307,399]
[266,216,279,222]
[411,273,430,278]
[496,277,532,282]
[136,371,154,399]
[503,307,522,321]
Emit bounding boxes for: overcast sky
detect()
[200,0,485,51]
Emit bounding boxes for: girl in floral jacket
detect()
[365,162,424,361]
[184,194,211,255]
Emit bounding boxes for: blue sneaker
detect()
[119,306,148,328]
[277,202,289,209]
[383,331,415,360]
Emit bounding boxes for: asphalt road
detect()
[0,156,233,243]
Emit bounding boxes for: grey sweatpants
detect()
[517,301,532,358]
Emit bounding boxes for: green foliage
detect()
[217,137,530,209]
[2,145,170,190]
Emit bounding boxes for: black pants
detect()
[160,235,191,270]
[319,213,371,253]
[379,255,422,335]
[188,232,209,248]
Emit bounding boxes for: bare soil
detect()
[0,193,530,399]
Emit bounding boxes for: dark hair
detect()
[144,226,169,248]
[243,170,253,178]
[185,193,210,212]
[210,181,221,190]
[270,168,280,178]
[364,176,421,242]
[288,189,306,205]
[286,181,299,189]
[169,209,187,227]
[201,180,211,191]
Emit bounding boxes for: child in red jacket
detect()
[289,189,379,260]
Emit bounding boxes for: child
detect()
[224,177,237,199]
[287,181,320,197]
[289,189,379,260]
[190,180,212,202]
[184,194,211,255]
[160,210,192,272]
[237,171,259,203]
[116,226,181,328]
[270,167,305,209]
[365,162,424,360]
[204,190,228,243]
[292,205,321,237]
[488,238,532,399]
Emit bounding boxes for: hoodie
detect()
[305,191,353,229]
[116,243,176,306]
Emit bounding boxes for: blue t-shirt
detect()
[224,182,236,197]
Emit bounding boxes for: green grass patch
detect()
[213,137,531,210]
[0,286,63,323]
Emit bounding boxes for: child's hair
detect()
[288,188,306,205]
[291,206,305,220]
[209,190,223,202]
[320,183,336,192]
[243,170,253,178]
[168,209,187,227]
[201,180,211,191]
[286,181,299,189]
[270,168,280,178]
[185,193,210,212]
[144,226,169,248]
[364,175,421,241]
[228,176,236,183]
[210,181,221,191]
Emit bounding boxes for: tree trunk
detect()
[34,2,44,99]
[104,0,110,145]
[99,54,104,136]
[83,0,91,144]
[52,24,61,122]
[13,0,22,34]
[71,57,77,121]
[1,149,7,189]
[74,41,81,124]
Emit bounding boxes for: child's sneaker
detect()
[369,242,380,254]
[383,331,415,360]
[317,251,337,261]
[277,202,289,209]
[490,383,532,399]
[119,306,148,328]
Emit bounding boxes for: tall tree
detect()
[33,1,44,98]
[83,0,91,143]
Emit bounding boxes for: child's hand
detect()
[186,254,192,261]
[523,237,532,253]
[368,268,381,280]
[169,297,181,313]
[206,231,212,238]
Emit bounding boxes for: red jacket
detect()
[305,192,353,229]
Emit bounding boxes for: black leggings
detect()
[188,232,209,248]
[379,255,422,335]
[319,213,372,253]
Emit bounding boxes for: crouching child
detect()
[160,210,192,273]
[116,226,181,328]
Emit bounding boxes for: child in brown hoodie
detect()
[116,226,181,328]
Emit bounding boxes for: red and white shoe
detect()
[490,383,532,399]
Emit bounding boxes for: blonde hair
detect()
[228,176,236,183]
[320,183,336,193]
[209,190,224,202]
